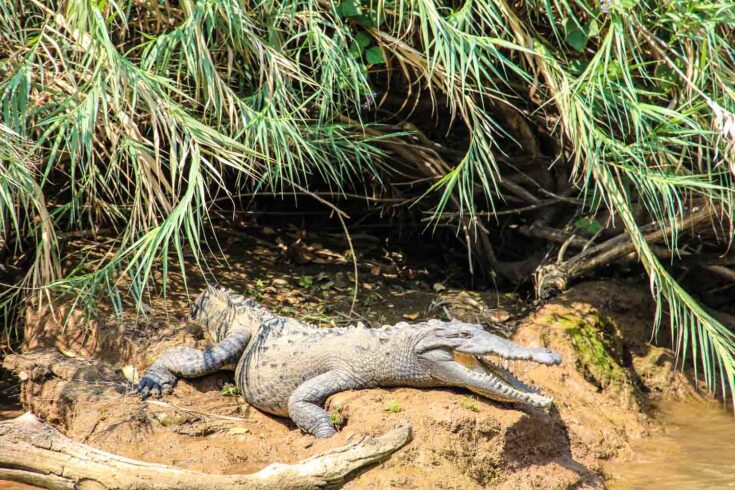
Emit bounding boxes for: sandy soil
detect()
[2,278,698,489]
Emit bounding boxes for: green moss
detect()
[552,312,629,391]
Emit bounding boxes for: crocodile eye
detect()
[460,331,472,338]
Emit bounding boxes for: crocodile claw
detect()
[132,365,177,399]
[133,376,162,398]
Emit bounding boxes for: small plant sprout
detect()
[250,279,266,300]
[461,395,479,412]
[220,384,241,397]
[384,400,401,413]
[329,404,346,429]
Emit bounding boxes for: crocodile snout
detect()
[532,348,562,365]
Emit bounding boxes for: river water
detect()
[605,400,735,489]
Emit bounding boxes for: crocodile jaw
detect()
[424,351,554,408]
[473,355,553,408]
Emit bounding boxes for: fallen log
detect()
[0,412,411,490]
[534,206,716,298]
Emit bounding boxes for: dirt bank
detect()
[2,276,697,489]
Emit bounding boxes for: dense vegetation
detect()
[1,0,734,401]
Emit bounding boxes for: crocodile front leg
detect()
[134,331,251,398]
[287,371,359,438]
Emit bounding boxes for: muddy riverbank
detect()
[0,229,714,488]
[2,275,700,488]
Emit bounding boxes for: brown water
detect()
[605,400,735,489]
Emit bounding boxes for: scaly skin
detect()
[135,286,562,438]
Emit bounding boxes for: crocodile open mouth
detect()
[453,353,554,408]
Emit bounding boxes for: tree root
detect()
[534,206,716,299]
[0,412,412,490]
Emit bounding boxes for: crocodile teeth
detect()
[477,357,551,403]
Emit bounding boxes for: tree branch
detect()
[535,206,716,298]
[0,413,411,490]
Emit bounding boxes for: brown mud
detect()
[0,230,704,488]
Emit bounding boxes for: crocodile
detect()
[135,286,562,438]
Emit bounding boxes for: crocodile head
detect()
[191,285,286,344]
[415,321,561,408]
[190,286,262,342]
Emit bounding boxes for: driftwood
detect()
[0,412,411,490]
[533,206,716,299]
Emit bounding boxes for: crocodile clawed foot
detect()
[132,365,177,399]
[133,376,159,399]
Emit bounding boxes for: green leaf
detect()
[355,32,371,49]
[564,17,587,52]
[654,63,678,93]
[605,60,623,80]
[587,19,600,38]
[574,217,603,235]
[24,34,41,47]
[365,46,385,64]
[337,0,361,17]
[355,11,377,27]
[348,40,362,58]
[569,58,588,75]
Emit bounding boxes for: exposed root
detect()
[0,412,412,490]
[534,206,716,299]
